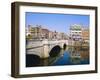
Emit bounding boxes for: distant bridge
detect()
[26,39,68,58]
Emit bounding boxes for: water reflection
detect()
[68,46,89,65]
[26,46,89,67]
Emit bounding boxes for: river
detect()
[26,46,89,67]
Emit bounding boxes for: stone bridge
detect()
[26,39,68,58]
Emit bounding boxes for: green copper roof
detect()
[70,24,82,30]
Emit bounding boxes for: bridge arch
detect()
[49,45,61,57]
[26,54,41,67]
[63,43,67,50]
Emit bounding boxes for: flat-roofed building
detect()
[70,24,82,41]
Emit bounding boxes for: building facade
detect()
[26,25,69,40]
[82,28,89,42]
[26,25,42,40]
[69,24,89,46]
[70,24,82,41]
[81,28,89,46]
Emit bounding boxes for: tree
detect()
[26,34,33,40]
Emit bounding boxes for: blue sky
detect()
[25,12,89,34]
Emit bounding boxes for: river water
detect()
[26,46,89,67]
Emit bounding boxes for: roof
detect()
[70,24,82,30]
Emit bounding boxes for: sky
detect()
[25,12,89,34]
